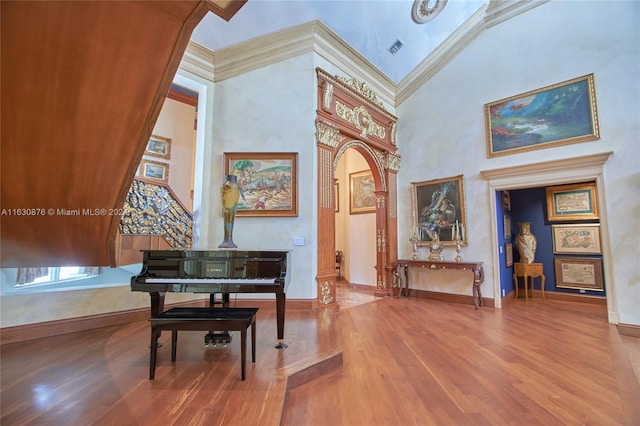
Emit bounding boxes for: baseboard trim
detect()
[617,323,640,338]
[402,288,495,308]
[0,298,315,345]
[500,289,607,306]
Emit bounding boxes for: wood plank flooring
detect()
[1,284,639,425]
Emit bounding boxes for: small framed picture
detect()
[140,159,169,182]
[552,224,601,254]
[503,214,512,240]
[546,182,599,221]
[350,170,376,214]
[502,191,511,211]
[505,242,513,267]
[145,135,171,159]
[554,257,604,291]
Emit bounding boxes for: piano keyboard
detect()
[145,277,276,285]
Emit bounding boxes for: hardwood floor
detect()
[1,284,638,425]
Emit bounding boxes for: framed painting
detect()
[503,214,512,240]
[145,135,171,159]
[140,159,169,182]
[224,152,298,217]
[349,170,376,214]
[552,224,601,254]
[411,175,467,247]
[485,74,599,158]
[505,242,513,268]
[554,257,604,291]
[335,181,340,213]
[502,190,511,211]
[546,182,598,221]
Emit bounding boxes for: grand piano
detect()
[131,249,290,348]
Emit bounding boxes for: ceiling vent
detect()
[389,39,404,55]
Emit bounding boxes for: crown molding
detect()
[208,20,396,108]
[396,0,548,106]
[180,41,215,81]
[485,0,550,29]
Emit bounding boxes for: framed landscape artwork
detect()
[546,182,599,221]
[552,224,601,254]
[145,135,171,159]
[485,74,599,158]
[140,159,169,182]
[554,257,604,291]
[349,170,376,214]
[411,175,467,247]
[224,152,298,217]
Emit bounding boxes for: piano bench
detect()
[149,307,258,381]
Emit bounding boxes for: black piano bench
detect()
[148,307,258,381]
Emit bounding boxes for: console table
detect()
[396,259,485,309]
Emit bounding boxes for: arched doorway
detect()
[314,68,400,308]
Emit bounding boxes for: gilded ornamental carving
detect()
[335,101,386,140]
[121,179,193,249]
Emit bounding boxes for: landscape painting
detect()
[224,152,297,217]
[485,74,599,157]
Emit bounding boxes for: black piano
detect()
[131,249,290,348]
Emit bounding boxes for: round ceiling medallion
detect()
[411,0,448,24]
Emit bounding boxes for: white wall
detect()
[204,54,318,299]
[396,0,639,325]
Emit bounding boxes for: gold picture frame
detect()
[224,152,298,217]
[546,182,599,221]
[349,170,376,214]
[485,74,599,158]
[505,242,513,267]
[411,175,467,247]
[140,159,169,182]
[554,257,604,291]
[552,224,601,254]
[145,134,171,159]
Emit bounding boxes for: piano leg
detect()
[275,292,287,349]
[149,292,165,348]
[150,292,166,317]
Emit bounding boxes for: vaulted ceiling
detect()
[191,0,488,83]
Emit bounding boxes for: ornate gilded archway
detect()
[315,68,400,308]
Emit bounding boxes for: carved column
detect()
[316,120,343,308]
[384,152,401,297]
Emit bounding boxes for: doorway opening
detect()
[314,68,400,308]
[481,151,616,323]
